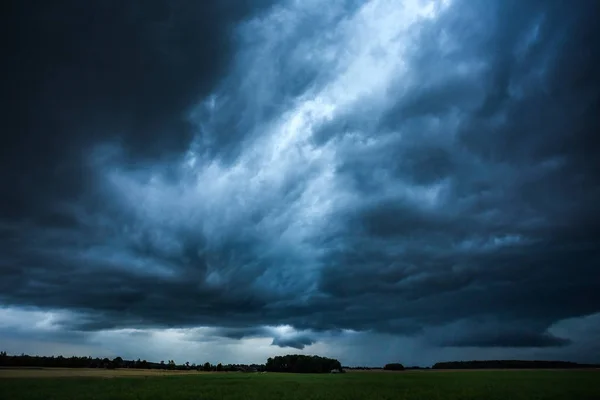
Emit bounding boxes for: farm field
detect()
[1,369,599,400]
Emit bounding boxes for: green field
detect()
[1,370,599,400]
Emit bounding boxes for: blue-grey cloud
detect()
[271,335,316,350]
[1,0,600,364]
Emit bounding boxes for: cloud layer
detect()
[1,0,599,364]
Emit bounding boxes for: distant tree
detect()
[203,362,211,371]
[168,360,176,370]
[216,363,223,372]
[383,363,404,371]
[113,357,124,368]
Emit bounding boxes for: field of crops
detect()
[1,369,599,400]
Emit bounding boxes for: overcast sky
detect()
[2,0,599,367]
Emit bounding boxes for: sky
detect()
[1,0,599,367]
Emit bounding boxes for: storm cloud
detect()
[1,0,599,364]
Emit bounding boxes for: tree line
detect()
[0,351,263,372]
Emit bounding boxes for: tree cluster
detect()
[383,363,405,371]
[266,355,342,373]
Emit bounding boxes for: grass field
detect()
[1,369,599,400]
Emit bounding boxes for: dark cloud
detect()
[212,327,318,350]
[427,318,571,348]
[2,0,275,221]
[1,0,600,363]
[271,335,316,350]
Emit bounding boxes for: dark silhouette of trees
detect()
[383,363,405,371]
[265,355,342,373]
[203,362,212,371]
[113,357,123,369]
[216,363,223,372]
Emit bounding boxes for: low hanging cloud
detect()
[160,325,319,350]
[1,0,600,364]
[425,318,572,348]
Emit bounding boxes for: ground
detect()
[1,368,599,399]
